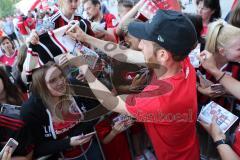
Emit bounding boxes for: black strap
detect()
[214,139,227,147]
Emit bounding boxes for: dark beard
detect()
[146,57,167,77]
[146,56,160,69]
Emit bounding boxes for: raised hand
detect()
[27,30,39,45]
[197,50,218,75]
[66,25,88,42]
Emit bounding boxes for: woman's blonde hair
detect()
[205,19,240,54]
[31,62,73,112]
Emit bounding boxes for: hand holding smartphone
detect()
[112,115,135,131]
[210,84,224,91]
[197,70,213,87]
[0,138,18,158]
[70,132,95,147]
[112,115,131,124]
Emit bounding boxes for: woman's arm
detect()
[200,117,240,160]
[210,70,240,100]
[198,50,240,99]
[102,119,133,144]
[33,138,71,157]
[102,130,118,144]
[34,134,93,157]
[216,144,239,160]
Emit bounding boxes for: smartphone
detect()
[196,70,206,80]
[136,68,149,75]
[69,67,80,78]
[196,70,214,87]
[112,115,131,125]
[84,131,96,137]
[210,84,224,91]
[0,138,18,158]
[80,131,96,140]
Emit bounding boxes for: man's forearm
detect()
[75,64,130,115]
[84,35,146,65]
[83,67,120,111]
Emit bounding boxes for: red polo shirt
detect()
[126,58,199,160]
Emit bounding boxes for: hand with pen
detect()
[197,50,226,98]
[66,23,88,43]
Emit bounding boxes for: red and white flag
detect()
[137,0,181,20]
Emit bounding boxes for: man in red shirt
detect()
[17,15,30,39]
[83,0,117,41]
[66,9,200,159]
[25,11,36,31]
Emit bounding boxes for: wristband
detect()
[216,72,226,82]
[214,139,227,147]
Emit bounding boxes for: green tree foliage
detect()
[0,0,16,18]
